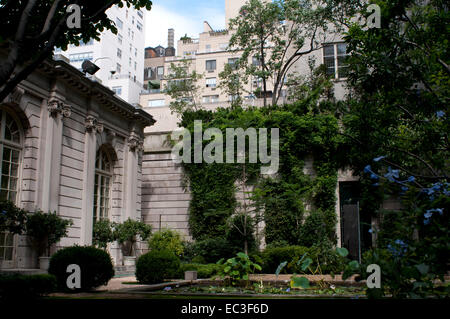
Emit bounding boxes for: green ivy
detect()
[180,102,343,246]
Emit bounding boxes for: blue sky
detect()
[144,0,226,48]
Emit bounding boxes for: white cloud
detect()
[144,3,225,48]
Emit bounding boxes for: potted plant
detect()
[115,218,152,266]
[25,210,72,270]
[92,219,117,250]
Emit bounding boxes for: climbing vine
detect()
[179,101,344,247]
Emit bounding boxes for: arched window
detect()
[93,147,112,222]
[0,108,22,264]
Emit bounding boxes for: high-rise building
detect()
[56,3,146,104]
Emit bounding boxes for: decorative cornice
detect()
[128,132,144,152]
[4,87,25,105]
[85,115,103,133]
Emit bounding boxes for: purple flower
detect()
[364,165,372,173]
[406,176,415,183]
[370,173,379,180]
[424,211,433,219]
[368,228,373,233]
[373,156,386,162]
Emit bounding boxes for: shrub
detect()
[184,237,237,263]
[148,228,184,256]
[136,249,180,284]
[92,219,117,250]
[115,218,152,256]
[0,200,27,235]
[179,263,223,279]
[26,210,72,257]
[0,274,57,299]
[48,246,114,291]
[261,245,310,273]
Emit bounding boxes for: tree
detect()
[0,0,152,102]
[164,58,203,115]
[227,0,342,107]
[340,0,449,298]
[218,60,248,109]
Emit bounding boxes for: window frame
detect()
[323,42,349,80]
[93,148,113,223]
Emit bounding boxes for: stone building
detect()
[0,54,155,270]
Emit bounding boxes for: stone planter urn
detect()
[123,256,136,266]
[39,256,51,271]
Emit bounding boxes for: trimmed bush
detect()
[148,228,184,256]
[136,249,180,284]
[48,246,114,291]
[0,274,56,299]
[179,263,223,279]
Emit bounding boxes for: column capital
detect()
[48,98,71,118]
[128,132,144,152]
[85,115,103,133]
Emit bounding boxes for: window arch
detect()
[0,107,23,264]
[93,147,113,222]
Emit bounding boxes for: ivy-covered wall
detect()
[179,102,345,247]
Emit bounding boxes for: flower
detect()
[364,165,372,173]
[424,211,433,219]
[370,173,379,180]
[406,176,415,183]
[368,228,373,233]
[388,240,408,257]
[373,156,386,162]
[384,166,399,182]
[330,285,336,290]
[286,288,290,292]
[436,110,445,118]
[163,286,172,291]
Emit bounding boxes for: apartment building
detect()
[57,3,146,104]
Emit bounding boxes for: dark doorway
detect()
[339,182,364,261]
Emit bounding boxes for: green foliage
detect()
[163,59,203,115]
[48,246,114,292]
[0,274,57,299]
[182,238,238,263]
[148,228,184,256]
[0,0,153,101]
[136,249,181,284]
[92,219,117,250]
[227,0,342,106]
[179,263,224,279]
[115,218,152,256]
[0,200,27,235]
[25,211,72,257]
[225,213,257,255]
[217,252,262,286]
[261,245,310,273]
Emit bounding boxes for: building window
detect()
[228,58,239,70]
[252,56,261,67]
[93,148,112,222]
[134,62,137,70]
[205,44,211,53]
[112,86,122,95]
[0,109,22,263]
[206,60,216,71]
[202,95,219,104]
[131,31,134,40]
[129,57,132,67]
[137,10,143,19]
[118,34,123,44]
[116,63,121,74]
[206,77,217,88]
[147,99,165,107]
[69,52,93,63]
[116,18,123,30]
[323,43,349,79]
[219,43,228,51]
[79,39,94,46]
[132,16,135,25]
[130,44,132,53]
[117,48,122,59]
[157,66,164,78]
[134,48,137,57]
[137,22,143,31]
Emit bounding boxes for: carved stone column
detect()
[80,114,101,245]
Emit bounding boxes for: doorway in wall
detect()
[339,182,372,262]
